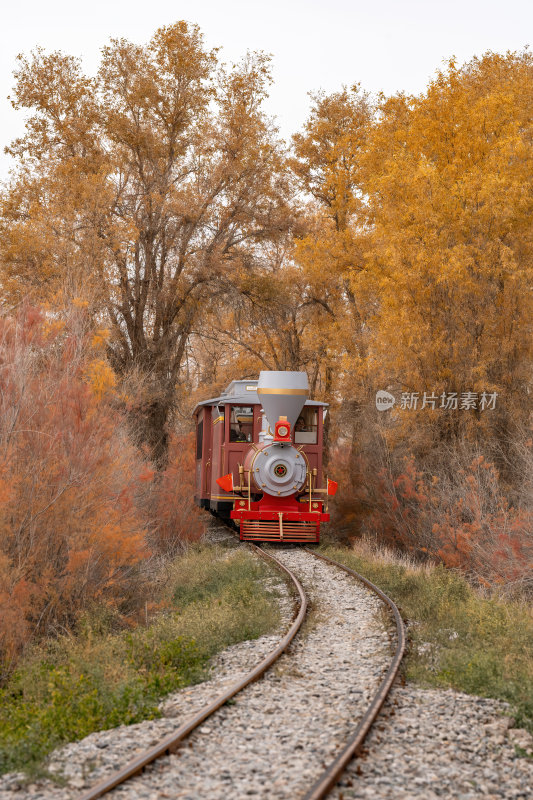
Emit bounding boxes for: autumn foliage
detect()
[146,433,205,555]
[0,305,203,674]
[0,23,531,673]
[0,22,291,466]
[292,51,532,591]
[356,449,532,592]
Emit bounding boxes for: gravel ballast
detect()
[1,537,531,799]
[330,687,533,799]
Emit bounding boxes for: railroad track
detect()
[301,548,405,800]
[79,542,405,800]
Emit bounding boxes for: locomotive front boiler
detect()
[244,439,307,498]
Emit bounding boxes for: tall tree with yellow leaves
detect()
[290,53,532,535]
[178,234,335,428]
[1,23,290,465]
[291,86,374,467]
[354,51,533,453]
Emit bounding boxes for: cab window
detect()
[229,406,253,442]
[196,419,203,459]
[294,407,318,444]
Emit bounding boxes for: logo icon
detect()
[376,390,396,411]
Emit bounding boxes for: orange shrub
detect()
[0,306,150,675]
[143,433,206,555]
[332,439,533,594]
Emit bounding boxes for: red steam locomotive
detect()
[194,371,337,542]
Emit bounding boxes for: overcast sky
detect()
[1,0,531,180]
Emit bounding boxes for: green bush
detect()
[320,544,533,733]
[0,545,281,777]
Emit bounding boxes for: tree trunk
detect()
[129,396,171,471]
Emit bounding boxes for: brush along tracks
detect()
[69,544,404,800]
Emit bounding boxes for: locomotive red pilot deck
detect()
[193,371,337,543]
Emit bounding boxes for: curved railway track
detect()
[301,548,405,800]
[79,541,405,800]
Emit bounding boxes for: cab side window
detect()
[294,407,318,444]
[229,406,253,442]
[196,419,203,458]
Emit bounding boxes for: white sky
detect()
[1,0,531,180]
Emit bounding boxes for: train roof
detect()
[193,379,328,414]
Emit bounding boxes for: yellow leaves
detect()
[91,329,110,351]
[85,359,116,400]
[360,52,531,424]
[72,297,89,308]
[290,49,533,455]
[42,319,66,340]
[291,86,371,232]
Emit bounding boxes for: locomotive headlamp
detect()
[274,416,292,442]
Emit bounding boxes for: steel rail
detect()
[78,543,307,800]
[301,547,406,800]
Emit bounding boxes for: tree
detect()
[291,86,374,467]
[353,51,533,453]
[1,23,290,465]
[290,53,533,551]
[196,239,331,380]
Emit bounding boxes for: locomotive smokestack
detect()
[257,371,309,430]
